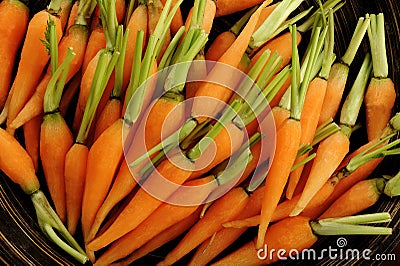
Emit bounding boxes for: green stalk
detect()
[48,18,58,75]
[319,9,335,79]
[311,213,392,236]
[249,0,304,50]
[311,121,340,146]
[47,0,63,14]
[124,0,138,27]
[159,26,185,69]
[341,16,370,66]
[367,13,388,78]
[76,0,97,26]
[180,121,212,150]
[112,26,130,98]
[256,52,282,95]
[271,7,313,40]
[291,153,316,171]
[340,53,372,127]
[31,191,88,263]
[289,24,301,120]
[98,0,118,49]
[230,6,258,36]
[384,170,400,197]
[187,101,243,160]
[215,147,252,185]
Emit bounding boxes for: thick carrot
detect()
[23,116,42,172]
[158,187,250,266]
[161,0,184,34]
[191,1,269,123]
[365,14,396,141]
[116,209,201,265]
[9,24,89,130]
[215,0,264,17]
[93,177,214,265]
[0,0,29,110]
[214,214,392,265]
[6,9,63,132]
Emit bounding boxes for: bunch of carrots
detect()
[0,0,399,265]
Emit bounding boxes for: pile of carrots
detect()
[0,0,399,265]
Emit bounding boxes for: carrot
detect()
[9,24,90,130]
[256,23,325,248]
[0,127,88,263]
[6,6,63,133]
[60,72,82,117]
[318,16,370,125]
[189,185,265,266]
[291,51,373,216]
[93,176,215,265]
[365,14,397,140]
[160,0,183,34]
[213,213,392,265]
[148,0,171,63]
[82,27,106,74]
[0,0,29,110]
[215,0,264,17]
[191,1,269,123]
[286,11,335,199]
[91,0,126,30]
[116,209,201,265]
[65,0,79,31]
[184,0,216,35]
[23,116,42,172]
[59,0,74,31]
[158,187,250,266]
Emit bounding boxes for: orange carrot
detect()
[116,209,201,265]
[161,0,184,34]
[6,9,63,133]
[0,0,29,110]
[82,27,106,74]
[93,97,123,140]
[184,0,216,35]
[158,187,250,266]
[59,0,74,31]
[65,0,79,31]
[93,177,214,265]
[206,31,236,62]
[364,14,397,141]
[60,72,82,117]
[148,0,171,63]
[23,116,42,172]
[215,0,265,17]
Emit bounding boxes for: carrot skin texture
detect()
[0,0,29,109]
[0,127,39,194]
[7,11,63,130]
[159,187,250,266]
[215,0,265,17]
[40,113,74,222]
[271,106,290,130]
[257,118,301,248]
[65,143,88,235]
[205,31,236,62]
[23,115,42,172]
[87,155,194,250]
[94,98,122,141]
[319,179,381,219]
[213,216,317,266]
[318,63,349,125]
[82,28,106,74]
[81,119,124,242]
[365,77,396,141]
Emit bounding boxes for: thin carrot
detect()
[6,4,63,133]
[23,116,42,172]
[115,208,201,265]
[93,176,215,265]
[213,213,392,265]
[215,0,264,17]
[364,13,397,140]
[0,127,88,263]
[158,187,250,266]
[0,0,29,110]
[318,16,370,124]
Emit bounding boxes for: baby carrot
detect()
[0,0,29,110]
[23,116,42,172]
[215,0,264,17]
[364,14,397,140]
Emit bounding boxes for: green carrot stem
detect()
[138,148,168,179]
[297,0,343,33]
[191,0,206,29]
[112,27,130,98]
[187,101,243,161]
[272,7,313,39]
[340,53,372,127]
[346,137,400,173]
[129,119,198,167]
[341,16,370,66]
[319,212,391,225]
[76,0,97,26]
[44,49,75,114]
[257,64,290,106]
[125,30,144,107]
[311,122,340,146]
[297,144,313,158]
[257,52,282,94]
[230,6,258,36]
[31,191,88,263]
[47,0,63,14]
[319,9,335,79]
[48,17,58,75]
[390,113,400,131]
[159,26,185,69]
[291,153,316,171]
[289,24,301,120]
[367,13,388,78]
[384,170,400,197]
[249,0,304,50]
[125,0,137,26]
[216,147,252,186]
[77,51,119,143]
[98,0,118,49]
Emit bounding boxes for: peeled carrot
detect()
[0,0,29,110]
[6,9,63,132]
[158,187,250,266]
[93,177,214,265]
[23,116,42,172]
[215,0,264,17]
